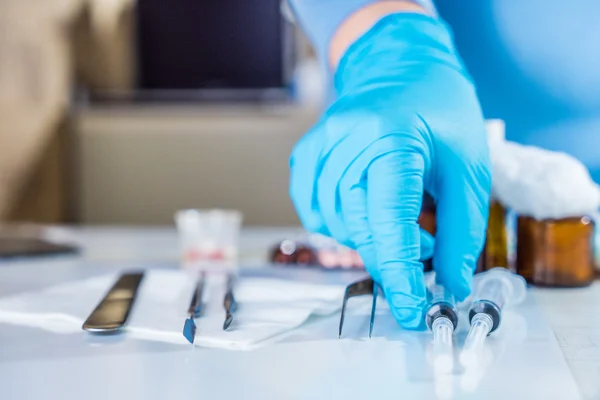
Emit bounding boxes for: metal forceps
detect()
[338,278,381,339]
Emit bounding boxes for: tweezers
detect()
[338,278,380,339]
[223,274,237,330]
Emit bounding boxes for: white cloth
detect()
[0,270,346,350]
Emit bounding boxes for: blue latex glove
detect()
[290,13,491,329]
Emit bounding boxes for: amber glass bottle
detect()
[417,196,508,274]
[419,194,436,272]
[516,216,594,287]
[419,194,437,237]
[483,201,508,270]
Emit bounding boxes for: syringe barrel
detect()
[472,278,510,310]
[426,283,458,331]
[468,300,501,333]
[430,282,456,306]
[471,267,527,310]
[468,272,511,333]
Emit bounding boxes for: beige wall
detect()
[73,105,319,226]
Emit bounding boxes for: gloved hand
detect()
[290,14,491,329]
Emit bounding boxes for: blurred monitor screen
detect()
[137,0,291,91]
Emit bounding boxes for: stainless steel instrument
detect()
[223,274,237,330]
[183,272,207,344]
[82,272,145,332]
[338,278,380,339]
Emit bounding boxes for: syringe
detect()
[426,282,458,374]
[459,268,527,367]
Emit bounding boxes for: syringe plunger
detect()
[459,313,493,367]
[426,283,458,374]
[432,316,454,373]
[460,268,527,367]
[426,283,458,331]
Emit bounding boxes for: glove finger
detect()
[337,180,380,280]
[339,180,436,273]
[433,147,491,301]
[329,137,436,279]
[366,149,427,329]
[313,112,387,245]
[289,125,330,236]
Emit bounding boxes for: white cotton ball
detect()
[485,119,506,144]
[485,119,506,201]
[489,140,600,220]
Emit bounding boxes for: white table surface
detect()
[0,226,598,399]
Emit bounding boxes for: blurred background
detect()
[0,0,324,227]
